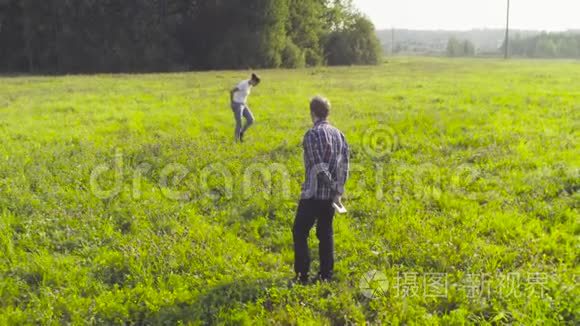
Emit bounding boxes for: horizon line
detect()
[375,27,580,33]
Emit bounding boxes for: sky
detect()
[354,0,580,31]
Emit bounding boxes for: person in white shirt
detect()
[230,73,261,142]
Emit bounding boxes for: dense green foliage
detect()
[0,0,381,73]
[0,58,578,324]
[505,32,580,59]
[325,14,382,65]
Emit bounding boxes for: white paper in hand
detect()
[332,201,347,214]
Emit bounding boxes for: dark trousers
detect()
[293,199,335,280]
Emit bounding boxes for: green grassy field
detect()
[0,58,578,325]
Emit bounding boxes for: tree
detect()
[447,38,475,57]
[446,37,462,57]
[281,39,306,68]
[557,36,579,58]
[535,37,556,58]
[0,0,382,73]
[463,40,475,56]
[324,13,382,65]
[503,32,580,59]
[288,0,325,66]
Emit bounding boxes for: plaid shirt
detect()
[301,120,350,200]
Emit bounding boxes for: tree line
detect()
[446,38,476,57]
[505,32,580,58]
[0,0,382,73]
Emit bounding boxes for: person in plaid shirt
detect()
[293,96,350,284]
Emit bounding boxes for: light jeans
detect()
[231,101,255,140]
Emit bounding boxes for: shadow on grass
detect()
[152,276,289,325]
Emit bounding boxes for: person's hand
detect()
[332,194,347,214]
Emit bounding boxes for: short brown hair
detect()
[251,73,261,84]
[310,96,330,119]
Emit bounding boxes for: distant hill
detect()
[376,29,541,55]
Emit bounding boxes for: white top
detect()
[232,80,252,104]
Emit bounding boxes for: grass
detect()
[0,57,578,324]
